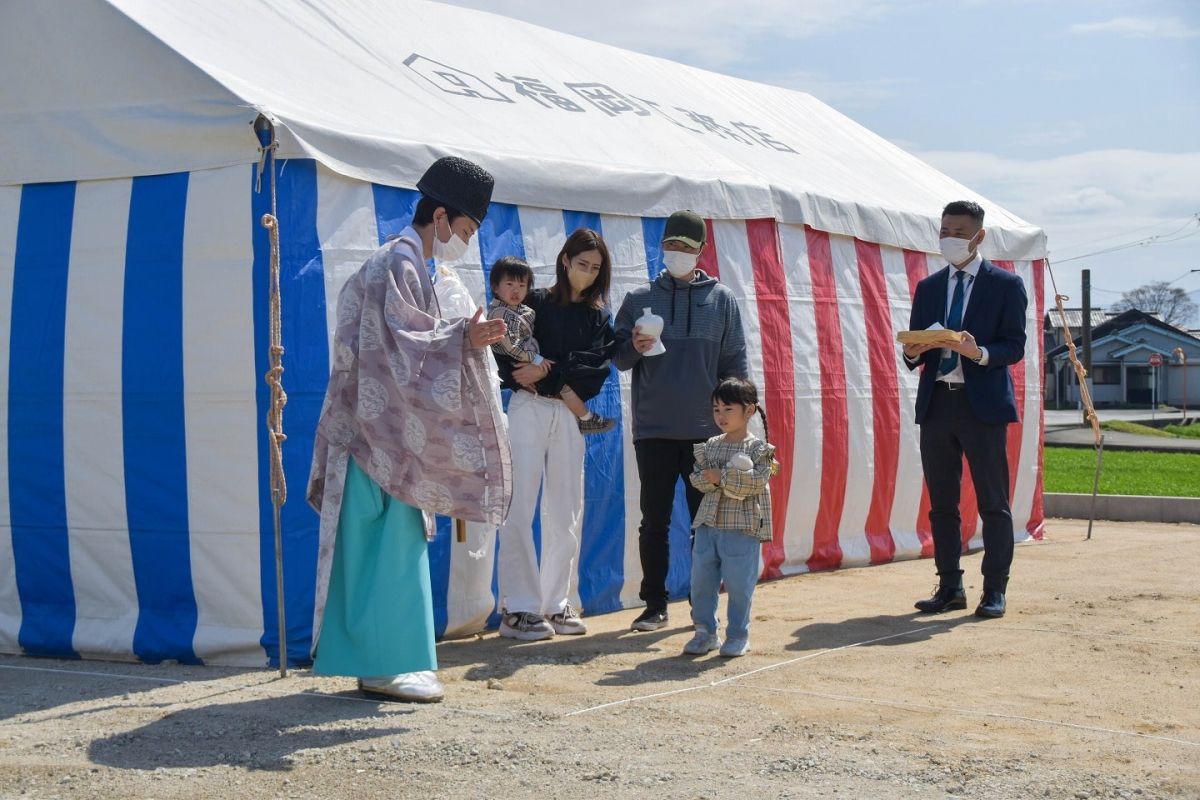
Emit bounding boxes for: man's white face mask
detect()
[432,215,470,263]
[662,250,699,278]
[939,232,981,267]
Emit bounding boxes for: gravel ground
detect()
[1,518,1197,799]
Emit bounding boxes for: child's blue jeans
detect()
[689,525,761,640]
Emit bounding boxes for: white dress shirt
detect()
[906,250,989,383]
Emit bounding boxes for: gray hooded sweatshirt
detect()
[614,269,749,441]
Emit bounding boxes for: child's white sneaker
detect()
[682,626,721,655]
[547,602,587,635]
[499,611,554,641]
[719,637,749,657]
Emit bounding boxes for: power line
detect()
[1053,211,1200,253]
[1052,214,1200,264]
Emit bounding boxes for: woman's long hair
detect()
[549,228,612,309]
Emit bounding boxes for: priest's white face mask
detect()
[432,212,473,263]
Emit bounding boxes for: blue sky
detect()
[444,0,1199,314]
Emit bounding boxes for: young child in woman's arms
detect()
[487,257,615,435]
[685,377,778,658]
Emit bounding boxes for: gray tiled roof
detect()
[1044,308,1116,329]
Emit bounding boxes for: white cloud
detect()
[1015,123,1087,148]
[440,0,906,67]
[1069,16,1200,39]
[915,148,1200,299]
[1042,186,1125,216]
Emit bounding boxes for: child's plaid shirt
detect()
[689,433,776,542]
[487,299,541,364]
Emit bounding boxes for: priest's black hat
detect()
[416,156,494,224]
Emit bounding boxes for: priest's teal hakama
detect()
[312,458,436,676]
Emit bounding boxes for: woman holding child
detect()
[493,229,616,641]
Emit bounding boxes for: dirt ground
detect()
[1,519,1197,800]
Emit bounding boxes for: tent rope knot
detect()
[261,211,288,507]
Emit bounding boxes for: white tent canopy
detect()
[2,0,1045,259]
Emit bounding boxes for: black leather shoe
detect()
[975,589,1006,618]
[914,584,967,613]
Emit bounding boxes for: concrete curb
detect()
[1045,492,1200,524]
[1043,437,1200,453]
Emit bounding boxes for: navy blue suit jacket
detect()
[906,259,1028,425]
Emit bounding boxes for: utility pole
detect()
[1081,269,1092,425]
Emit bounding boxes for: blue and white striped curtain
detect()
[0,160,703,666]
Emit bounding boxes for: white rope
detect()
[1046,257,1102,446]
[0,663,517,720]
[563,625,943,716]
[743,685,1199,748]
[985,624,1200,648]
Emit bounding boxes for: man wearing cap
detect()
[307,156,511,702]
[614,211,749,631]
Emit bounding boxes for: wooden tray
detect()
[897,329,963,346]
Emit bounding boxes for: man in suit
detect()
[903,200,1027,618]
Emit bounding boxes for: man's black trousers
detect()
[634,438,705,606]
[919,383,1014,592]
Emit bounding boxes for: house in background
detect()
[1043,308,1118,356]
[1047,309,1200,409]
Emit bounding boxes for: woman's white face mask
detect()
[432,215,470,263]
[662,250,699,278]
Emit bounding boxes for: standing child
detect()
[488,256,616,435]
[684,377,777,658]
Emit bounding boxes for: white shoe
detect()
[547,603,587,635]
[719,638,749,658]
[358,671,444,703]
[682,627,721,655]
[498,611,555,641]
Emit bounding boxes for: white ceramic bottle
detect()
[636,307,666,356]
[722,451,755,498]
[727,452,754,471]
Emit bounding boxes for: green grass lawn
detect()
[1164,424,1200,439]
[1044,447,1200,498]
[1100,419,1175,437]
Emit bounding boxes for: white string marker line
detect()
[984,625,1200,648]
[563,625,944,717]
[743,685,1200,749]
[0,663,517,720]
[0,663,187,684]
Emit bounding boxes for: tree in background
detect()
[1110,281,1198,327]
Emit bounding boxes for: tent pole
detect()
[256,114,289,678]
[1086,435,1104,541]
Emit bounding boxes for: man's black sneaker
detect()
[630,606,668,631]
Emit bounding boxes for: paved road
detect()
[1044,407,1192,428]
[1045,426,1200,452]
